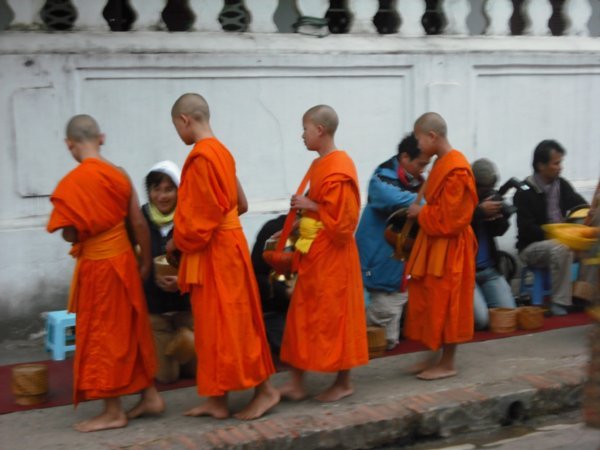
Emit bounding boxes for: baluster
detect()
[103,0,136,31]
[483,0,512,35]
[246,0,278,32]
[397,0,426,36]
[522,0,552,35]
[162,0,195,31]
[348,0,378,33]
[441,0,470,34]
[130,0,164,30]
[6,0,45,27]
[563,0,592,36]
[41,0,77,31]
[0,0,15,30]
[297,0,329,18]
[72,0,108,30]
[190,0,222,31]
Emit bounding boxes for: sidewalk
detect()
[0,325,594,450]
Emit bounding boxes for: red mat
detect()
[0,312,592,415]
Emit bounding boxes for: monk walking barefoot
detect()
[279,105,369,401]
[169,93,279,420]
[127,385,166,419]
[403,113,478,380]
[47,115,162,432]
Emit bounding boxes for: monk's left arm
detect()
[127,186,152,281]
[318,178,360,245]
[236,177,248,215]
[419,170,477,237]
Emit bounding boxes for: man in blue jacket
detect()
[356,134,430,350]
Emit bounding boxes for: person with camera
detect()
[355,133,430,350]
[514,140,588,315]
[471,159,517,329]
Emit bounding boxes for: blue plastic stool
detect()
[519,267,552,306]
[45,310,76,360]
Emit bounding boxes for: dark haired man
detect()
[514,140,588,315]
[356,133,430,350]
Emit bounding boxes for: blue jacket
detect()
[355,156,421,292]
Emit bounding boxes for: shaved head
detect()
[304,104,339,135]
[171,93,210,122]
[66,114,101,142]
[414,112,447,138]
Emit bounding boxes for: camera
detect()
[484,177,530,218]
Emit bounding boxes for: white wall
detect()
[1,32,599,339]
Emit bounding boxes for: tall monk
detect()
[279,105,369,402]
[404,112,478,380]
[166,93,279,420]
[47,115,164,432]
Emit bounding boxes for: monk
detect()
[47,115,164,432]
[278,105,369,402]
[167,93,279,420]
[404,112,478,380]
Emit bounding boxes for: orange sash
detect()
[67,221,131,312]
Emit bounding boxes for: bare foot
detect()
[184,397,229,420]
[278,382,308,401]
[404,354,439,375]
[234,384,280,420]
[315,384,354,402]
[74,411,128,433]
[416,366,457,380]
[127,388,166,419]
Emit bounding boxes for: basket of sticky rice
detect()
[542,224,600,251]
[154,255,178,277]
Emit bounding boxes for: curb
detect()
[131,363,586,450]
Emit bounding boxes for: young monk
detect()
[279,105,369,402]
[404,112,478,380]
[167,93,279,420]
[47,115,164,432]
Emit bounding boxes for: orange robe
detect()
[404,150,478,351]
[47,158,156,405]
[280,150,369,372]
[174,137,275,397]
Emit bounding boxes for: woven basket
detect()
[367,326,386,358]
[154,255,178,277]
[517,306,544,330]
[11,364,48,406]
[164,327,195,364]
[489,308,517,333]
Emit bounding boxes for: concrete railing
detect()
[0,0,598,36]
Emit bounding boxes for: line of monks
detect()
[47,95,476,433]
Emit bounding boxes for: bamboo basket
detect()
[154,255,178,277]
[489,308,517,333]
[517,306,544,330]
[367,326,386,358]
[11,364,48,406]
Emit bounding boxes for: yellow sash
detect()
[295,216,324,254]
[67,221,131,312]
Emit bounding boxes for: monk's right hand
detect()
[139,262,151,282]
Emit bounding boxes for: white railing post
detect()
[563,0,592,36]
[7,0,45,27]
[442,0,471,35]
[483,0,513,36]
[297,0,329,18]
[190,0,222,31]
[130,0,164,30]
[348,0,378,33]
[0,0,15,30]
[397,0,426,36]
[246,0,278,32]
[522,0,552,36]
[71,0,108,30]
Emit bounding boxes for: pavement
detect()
[0,324,597,450]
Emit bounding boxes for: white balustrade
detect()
[191,0,222,31]
[130,0,164,30]
[397,0,426,36]
[442,0,471,35]
[297,0,328,18]
[71,0,108,30]
[348,0,378,33]
[483,0,513,36]
[246,0,278,32]
[563,0,592,36]
[522,0,552,36]
[6,0,44,26]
